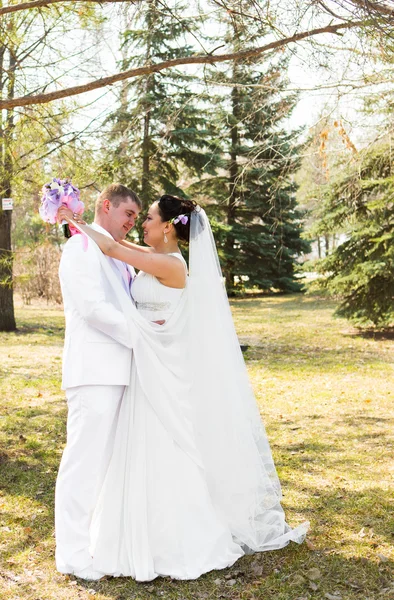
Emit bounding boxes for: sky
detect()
[57,2,386,154]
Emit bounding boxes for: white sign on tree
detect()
[2,198,13,210]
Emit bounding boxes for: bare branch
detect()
[0,20,366,110]
[0,0,135,17]
[346,0,394,18]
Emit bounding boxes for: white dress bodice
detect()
[131,252,187,323]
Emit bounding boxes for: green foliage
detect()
[101,1,216,210]
[9,105,101,248]
[0,5,107,263]
[197,44,310,293]
[316,142,394,327]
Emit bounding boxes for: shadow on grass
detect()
[2,445,392,600]
[1,453,392,598]
[280,414,394,432]
[344,328,394,341]
[1,403,393,600]
[14,323,65,337]
[287,483,394,548]
[0,449,57,563]
[72,541,393,600]
[270,413,394,464]
[244,342,394,368]
[233,295,336,313]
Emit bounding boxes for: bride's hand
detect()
[57,206,73,222]
[57,206,86,225]
[56,208,112,254]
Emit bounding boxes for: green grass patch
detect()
[0,294,393,599]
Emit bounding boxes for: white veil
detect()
[188,208,308,551]
[71,210,308,568]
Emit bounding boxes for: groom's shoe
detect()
[74,566,105,581]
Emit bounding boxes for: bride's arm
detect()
[119,239,153,254]
[88,227,184,283]
[57,207,185,285]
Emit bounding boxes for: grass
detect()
[0,294,393,600]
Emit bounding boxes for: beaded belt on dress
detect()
[135,301,171,311]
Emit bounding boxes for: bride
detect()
[58,194,308,581]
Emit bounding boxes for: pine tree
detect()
[195,21,309,294]
[102,1,215,212]
[315,141,394,327]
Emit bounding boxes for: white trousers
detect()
[55,384,124,574]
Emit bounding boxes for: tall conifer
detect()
[315,141,394,327]
[197,19,309,294]
[102,0,214,211]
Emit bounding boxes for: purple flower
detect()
[173,214,188,225]
[39,178,84,224]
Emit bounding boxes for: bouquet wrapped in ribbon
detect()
[39,178,85,239]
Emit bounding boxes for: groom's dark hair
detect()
[96,183,141,214]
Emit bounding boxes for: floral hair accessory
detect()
[171,214,188,225]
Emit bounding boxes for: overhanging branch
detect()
[0,20,366,109]
[347,0,394,18]
[0,0,135,17]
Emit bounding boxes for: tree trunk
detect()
[325,234,329,256]
[141,106,150,209]
[0,45,16,331]
[141,1,157,210]
[317,236,321,259]
[0,209,15,331]
[224,66,240,294]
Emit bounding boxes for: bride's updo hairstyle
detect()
[157,195,197,242]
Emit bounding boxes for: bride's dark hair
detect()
[157,195,197,242]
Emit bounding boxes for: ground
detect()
[0,294,393,600]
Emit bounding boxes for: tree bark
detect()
[0,0,131,17]
[224,59,241,294]
[325,234,330,256]
[0,0,390,19]
[140,1,159,209]
[0,20,365,110]
[0,46,17,331]
[0,210,15,331]
[141,106,151,209]
[141,18,153,209]
[348,0,394,17]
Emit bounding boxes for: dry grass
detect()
[0,294,393,600]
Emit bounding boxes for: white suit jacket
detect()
[59,223,135,390]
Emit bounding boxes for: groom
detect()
[56,183,141,580]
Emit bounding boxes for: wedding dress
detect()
[87,211,308,582]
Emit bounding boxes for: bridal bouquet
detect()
[39,178,85,239]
